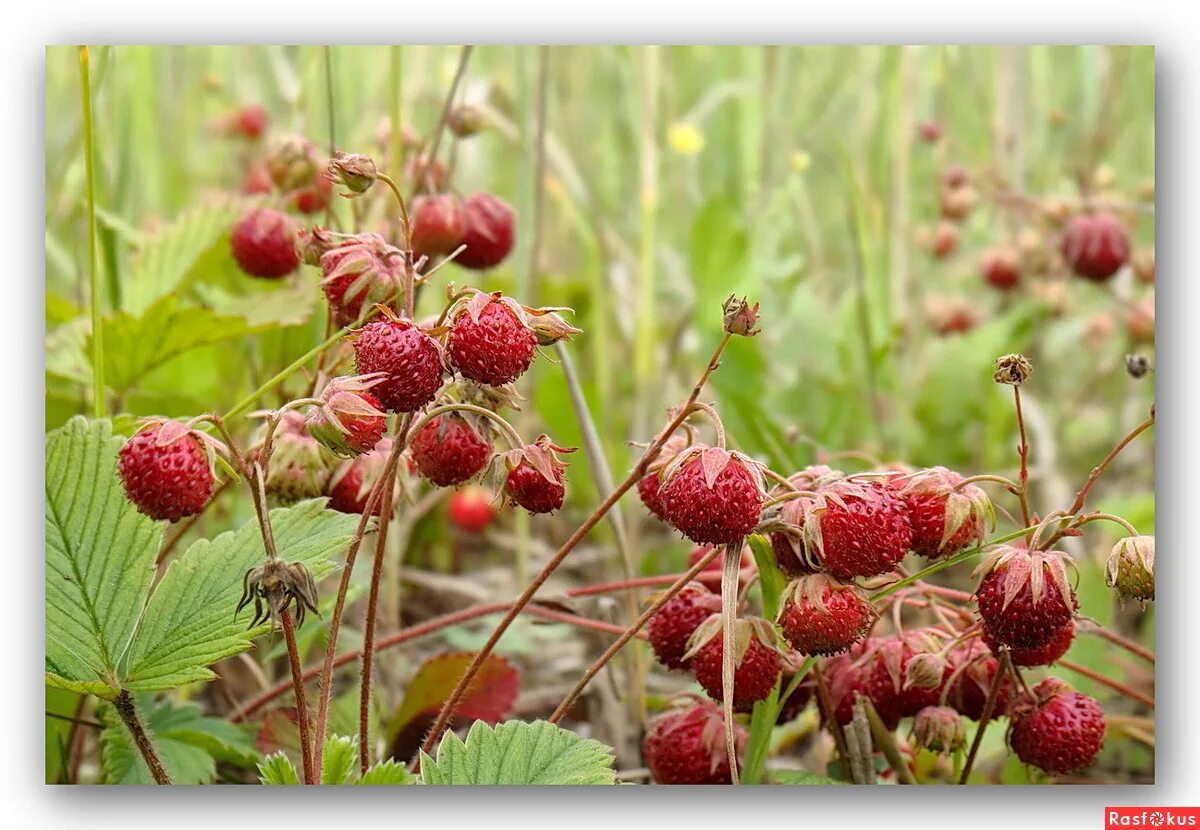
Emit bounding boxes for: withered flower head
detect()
[722,295,761,337]
[236,559,321,629]
[993,353,1033,386]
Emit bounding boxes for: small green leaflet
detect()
[420,720,616,785]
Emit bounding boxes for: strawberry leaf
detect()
[419,720,615,785]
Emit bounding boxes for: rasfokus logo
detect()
[1107,808,1200,827]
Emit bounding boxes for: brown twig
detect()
[280,609,315,784]
[1065,411,1155,517]
[1012,386,1033,527]
[1059,659,1155,708]
[959,650,1013,784]
[114,690,171,785]
[1081,622,1155,664]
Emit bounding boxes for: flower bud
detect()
[266,134,321,192]
[904,652,947,691]
[295,226,340,267]
[326,150,378,195]
[1105,535,1155,605]
[722,295,761,337]
[447,104,489,137]
[993,353,1033,386]
[305,375,389,458]
[911,706,966,754]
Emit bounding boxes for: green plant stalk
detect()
[113,690,171,785]
[958,650,1013,783]
[720,542,741,784]
[79,46,104,419]
[868,525,1039,602]
[863,698,916,784]
[741,656,817,785]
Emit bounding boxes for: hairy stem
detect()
[1013,386,1033,527]
[1082,622,1155,664]
[280,609,315,784]
[114,690,171,785]
[1059,659,1154,708]
[959,650,1012,783]
[1066,410,1155,516]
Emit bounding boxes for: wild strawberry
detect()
[241,162,274,195]
[1009,679,1106,775]
[352,316,444,413]
[948,639,1013,720]
[231,208,300,279]
[686,615,784,713]
[266,134,321,192]
[821,640,899,729]
[982,620,1074,667]
[320,233,405,326]
[777,574,875,657]
[219,103,267,140]
[325,151,378,195]
[446,293,538,386]
[766,465,843,577]
[784,478,912,580]
[258,411,332,505]
[410,194,467,258]
[502,436,573,514]
[288,172,333,215]
[932,220,959,259]
[917,121,942,143]
[643,699,747,785]
[447,485,496,533]
[635,435,689,522]
[925,296,980,337]
[455,192,515,270]
[647,582,722,670]
[118,420,219,521]
[1105,535,1155,605]
[942,165,969,189]
[981,247,1022,291]
[409,414,492,486]
[892,467,992,559]
[974,545,1078,650]
[864,631,953,720]
[657,446,766,546]
[326,439,395,516]
[911,706,966,754]
[305,375,388,457]
[1060,212,1130,282]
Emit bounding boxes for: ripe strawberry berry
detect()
[326,439,394,516]
[259,411,332,505]
[686,616,783,712]
[648,582,722,671]
[231,208,299,279]
[447,485,496,533]
[766,465,843,577]
[118,420,216,521]
[777,574,875,657]
[785,478,912,580]
[289,172,333,215]
[657,446,765,546]
[455,192,515,270]
[503,436,573,514]
[981,247,1022,291]
[1009,679,1106,775]
[232,104,267,139]
[635,435,689,522]
[1105,535,1155,605]
[925,295,980,337]
[643,700,747,785]
[864,631,952,721]
[447,293,538,386]
[241,162,274,195]
[409,414,493,486]
[352,317,444,413]
[820,640,900,730]
[320,234,405,326]
[983,620,1075,667]
[410,193,467,258]
[892,467,991,559]
[1060,212,1130,282]
[948,640,1013,720]
[974,544,1078,650]
[305,375,388,457]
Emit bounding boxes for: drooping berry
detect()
[447,485,496,533]
[1060,212,1130,282]
[983,620,1075,668]
[648,582,722,671]
[777,574,875,657]
[326,439,395,516]
[980,247,1022,291]
[820,640,899,730]
[259,412,332,505]
[352,317,444,413]
[892,467,991,560]
[643,700,747,785]
[320,234,405,327]
[635,435,689,522]
[447,294,538,386]
[305,375,388,458]
[1105,535,1155,605]
[767,465,843,577]
[502,436,572,514]
[947,639,1013,720]
[231,208,299,279]
[864,631,953,721]
[911,706,967,754]
[221,103,267,140]
[787,478,912,580]
[288,171,333,215]
[686,616,784,713]
[657,446,765,547]
[410,194,467,258]
[974,545,1078,650]
[241,162,274,195]
[1009,679,1106,775]
[455,192,515,270]
[118,420,216,521]
[408,414,492,486]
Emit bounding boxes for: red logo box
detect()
[1108,808,1200,828]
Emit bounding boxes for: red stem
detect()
[280,609,315,784]
[1066,412,1155,517]
[1059,659,1155,708]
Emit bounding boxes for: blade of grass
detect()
[78,46,104,418]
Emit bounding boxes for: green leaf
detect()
[99,694,258,784]
[123,499,358,692]
[45,417,162,699]
[93,295,257,394]
[123,200,246,315]
[747,533,786,621]
[358,759,418,786]
[258,752,301,785]
[768,769,843,785]
[419,720,615,785]
[320,735,358,785]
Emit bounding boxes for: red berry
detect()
[794,479,912,580]
[352,318,444,413]
[411,194,467,258]
[821,640,898,729]
[289,172,333,214]
[657,447,764,546]
[893,467,991,559]
[932,220,959,258]
[306,376,388,458]
[648,583,721,671]
[864,632,952,721]
[948,640,1013,720]
[326,439,393,516]
[918,121,942,143]
[118,422,215,521]
[320,234,405,326]
[981,247,1022,291]
[241,162,274,195]
[983,620,1075,667]
[942,164,969,189]
[409,414,492,486]
[1009,680,1106,775]
[447,485,496,533]
[777,574,875,657]
[447,297,537,386]
[768,465,843,577]
[637,473,669,521]
[688,616,783,713]
[974,545,1077,650]
[643,701,746,785]
[1060,212,1130,282]
[455,193,515,270]
[505,461,565,514]
[234,104,267,139]
[231,208,299,279]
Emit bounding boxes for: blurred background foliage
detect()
[45,46,1155,783]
